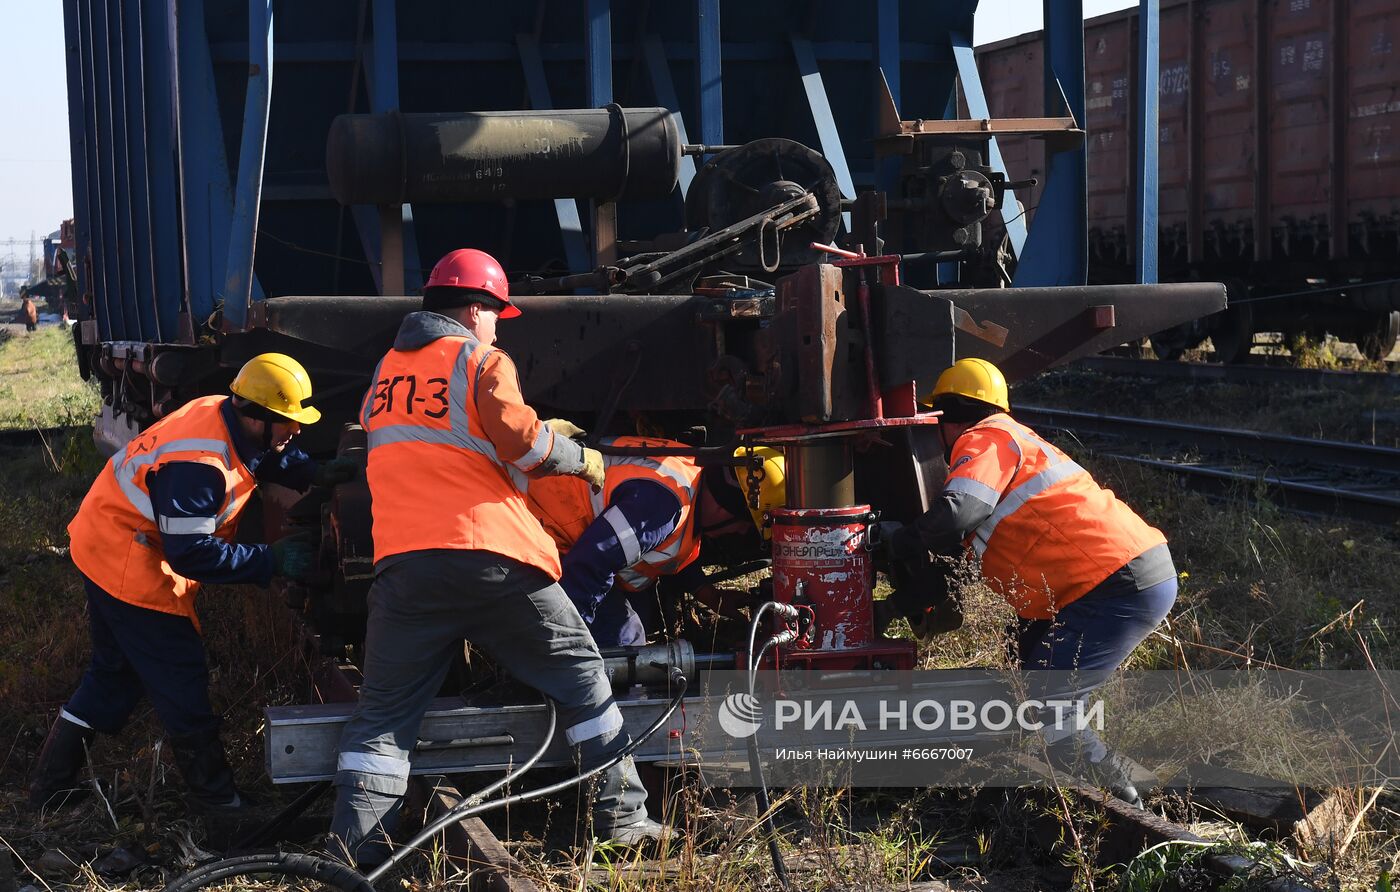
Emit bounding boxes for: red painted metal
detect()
[978,0,1400,274]
[738,411,941,443]
[770,506,875,652]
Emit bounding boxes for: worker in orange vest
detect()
[331,249,663,866]
[525,440,783,646]
[30,354,353,813]
[878,358,1177,807]
[21,290,38,332]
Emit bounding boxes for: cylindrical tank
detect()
[769,506,875,651]
[326,107,681,205]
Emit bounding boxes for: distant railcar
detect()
[979,0,1400,361]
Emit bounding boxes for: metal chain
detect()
[742,443,763,512]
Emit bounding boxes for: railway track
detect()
[1074,355,1400,392]
[155,621,1328,891]
[0,426,78,449]
[1016,405,1400,525]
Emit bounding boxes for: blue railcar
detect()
[61,0,1220,454]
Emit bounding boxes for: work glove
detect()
[577,447,606,491]
[871,521,927,563]
[543,418,588,440]
[313,456,361,488]
[270,535,317,581]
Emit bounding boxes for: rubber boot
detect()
[169,730,252,814]
[1046,737,1145,808]
[592,755,668,848]
[28,714,95,810]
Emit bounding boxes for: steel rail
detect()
[1015,405,1400,525]
[1072,355,1400,392]
[1014,405,1400,472]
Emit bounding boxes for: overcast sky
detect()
[0,0,1138,254]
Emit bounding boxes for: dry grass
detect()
[2,337,1397,890]
[1014,363,1400,448]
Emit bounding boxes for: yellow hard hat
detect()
[230,353,321,424]
[733,446,785,535]
[923,357,1009,412]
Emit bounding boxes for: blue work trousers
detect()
[64,575,219,738]
[1017,576,1178,755]
[589,587,655,648]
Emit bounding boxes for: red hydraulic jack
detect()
[739,243,939,672]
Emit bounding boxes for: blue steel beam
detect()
[176,0,248,326]
[221,0,274,330]
[140,0,184,340]
[63,0,101,337]
[585,0,612,106]
[950,32,1028,258]
[351,39,384,295]
[517,33,591,273]
[1012,0,1087,287]
[791,36,855,229]
[696,0,723,147]
[369,0,423,294]
[1135,0,1160,284]
[120,0,161,340]
[89,0,138,340]
[208,40,955,65]
[641,35,699,196]
[875,0,901,194]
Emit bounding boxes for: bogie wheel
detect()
[1359,311,1400,361]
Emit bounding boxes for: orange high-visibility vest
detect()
[360,334,562,576]
[67,395,256,626]
[946,413,1166,619]
[526,437,703,591]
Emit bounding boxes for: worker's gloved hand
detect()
[872,521,927,562]
[270,535,318,581]
[576,447,606,491]
[543,418,587,440]
[313,456,361,488]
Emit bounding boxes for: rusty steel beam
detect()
[423,779,542,892]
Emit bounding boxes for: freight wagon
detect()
[978,0,1400,361]
[60,0,1225,651]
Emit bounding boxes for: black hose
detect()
[163,678,688,891]
[369,670,688,882]
[363,699,558,881]
[163,853,375,892]
[746,607,793,891]
[228,780,332,852]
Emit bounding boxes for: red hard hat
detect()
[424,248,520,318]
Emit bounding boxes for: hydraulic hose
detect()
[163,676,688,892]
[746,602,797,891]
[365,700,558,881]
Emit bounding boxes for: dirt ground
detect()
[0,332,1395,891]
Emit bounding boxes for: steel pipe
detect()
[326,107,681,205]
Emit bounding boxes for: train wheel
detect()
[1359,311,1399,362]
[1210,304,1254,364]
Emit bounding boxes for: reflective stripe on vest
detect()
[964,417,1088,557]
[67,395,255,625]
[591,441,701,587]
[363,340,534,492]
[361,334,562,574]
[113,437,235,523]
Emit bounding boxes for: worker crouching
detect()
[31,354,345,814]
[330,249,662,866]
[880,358,1177,807]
